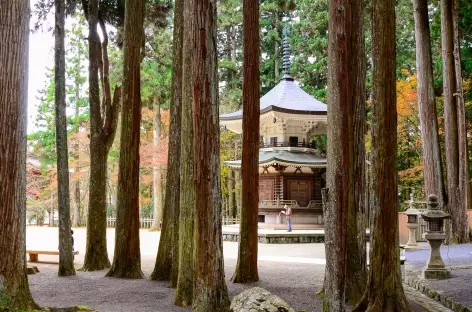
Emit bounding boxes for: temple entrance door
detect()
[259,178,274,201]
[287,179,311,207]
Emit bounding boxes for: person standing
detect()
[281,205,292,232]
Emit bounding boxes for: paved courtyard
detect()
[25,227,458,312]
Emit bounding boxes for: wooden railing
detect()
[307,200,322,209]
[261,142,315,148]
[259,200,299,207]
[106,217,154,229]
[222,216,240,225]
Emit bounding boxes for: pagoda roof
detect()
[220,78,327,121]
[224,149,326,169]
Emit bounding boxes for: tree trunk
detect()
[235,170,242,217]
[353,0,410,309]
[323,0,354,310]
[150,0,183,286]
[106,0,145,279]
[228,170,236,218]
[413,0,446,207]
[190,0,230,310]
[0,0,38,308]
[441,0,469,243]
[82,0,121,272]
[152,96,163,230]
[174,1,195,304]
[55,0,76,277]
[232,0,260,284]
[346,0,367,302]
[73,73,82,228]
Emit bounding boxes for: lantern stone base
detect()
[422,267,451,279]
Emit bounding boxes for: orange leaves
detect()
[396,71,418,119]
[140,135,169,168]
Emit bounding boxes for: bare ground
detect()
[29,258,324,312]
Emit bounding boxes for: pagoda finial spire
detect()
[282,25,294,81]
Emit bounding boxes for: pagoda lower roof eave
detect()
[224,159,327,169]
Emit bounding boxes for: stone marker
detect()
[26,266,39,274]
[230,287,295,312]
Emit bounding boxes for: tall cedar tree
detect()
[106,0,145,279]
[231,0,260,284]
[440,0,469,243]
[150,0,183,286]
[413,0,446,207]
[0,1,38,309]
[174,0,195,304]
[55,0,76,277]
[323,0,355,309]
[81,0,121,271]
[353,0,411,310]
[190,0,231,310]
[346,0,367,302]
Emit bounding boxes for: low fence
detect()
[106,216,239,228]
[222,216,240,225]
[106,217,154,229]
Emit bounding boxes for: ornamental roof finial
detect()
[282,25,294,81]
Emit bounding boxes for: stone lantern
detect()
[421,194,450,279]
[404,193,420,249]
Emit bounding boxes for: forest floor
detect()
[26,227,458,312]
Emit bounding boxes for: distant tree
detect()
[190,0,230,310]
[81,0,122,272]
[354,0,411,309]
[106,0,145,279]
[67,17,89,228]
[440,0,470,243]
[150,95,163,230]
[412,0,446,207]
[232,0,260,284]
[150,0,183,286]
[0,0,38,309]
[174,0,194,305]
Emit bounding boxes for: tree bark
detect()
[0,0,38,308]
[82,0,121,272]
[152,95,163,230]
[106,0,145,279]
[190,0,230,310]
[346,0,367,303]
[440,0,469,243]
[174,1,195,304]
[150,0,183,287]
[232,0,260,284]
[323,0,353,310]
[55,0,76,277]
[353,0,410,309]
[413,0,446,207]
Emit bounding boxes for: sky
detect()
[28,0,55,133]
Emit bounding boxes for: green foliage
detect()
[291,0,328,102]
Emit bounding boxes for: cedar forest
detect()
[1,0,472,311]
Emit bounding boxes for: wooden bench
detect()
[26,250,79,262]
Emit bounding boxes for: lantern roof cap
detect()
[404,207,421,215]
[421,194,450,220]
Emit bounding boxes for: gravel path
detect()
[26,228,449,312]
[29,259,325,312]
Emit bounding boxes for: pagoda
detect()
[220,29,327,225]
